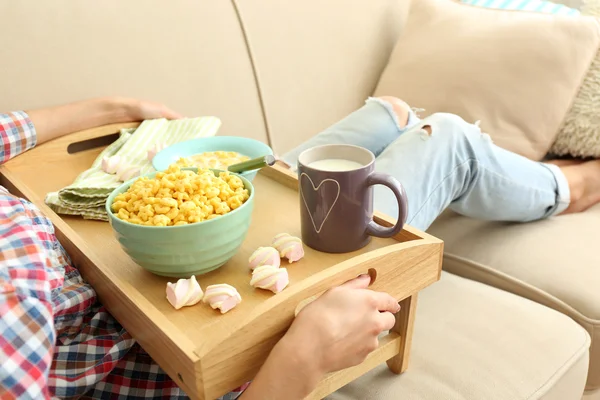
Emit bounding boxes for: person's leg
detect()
[372,112,575,231]
[283,96,600,231]
[280,97,419,169]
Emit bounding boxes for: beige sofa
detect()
[1,1,597,399]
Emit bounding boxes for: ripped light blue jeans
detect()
[281,98,571,232]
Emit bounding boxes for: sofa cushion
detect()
[327,272,590,400]
[550,1,600,158]
[233,0,410,154]
[428,204,600,390]
[0,0,268,142]
[373,0,600,160]
[560,0,585,8]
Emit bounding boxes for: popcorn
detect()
[165,275,204,310]
[202,284,242,314]
[248,246,280,270]
[175,151,250,171]
[147,142,168,162]
[250,265,289,294]
[272,233,304,263]
[101,155,122,174]
[111,165,250,226]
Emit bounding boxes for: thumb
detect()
[340,274,371,290]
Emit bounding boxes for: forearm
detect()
[26,97,140,145]
[239,335,323,400]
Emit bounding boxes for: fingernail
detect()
[396,305,401,313]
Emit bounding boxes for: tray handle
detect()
[43,122,141,159]
[196,238,441,389]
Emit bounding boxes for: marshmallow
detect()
[203,284,242,314]
[248,246,281,270]
[147,142,168,162]
[250,265,289,294]
[101,155,122,174]
[116,163,141,182]
[166,275,204,310]
[272,233,304,263]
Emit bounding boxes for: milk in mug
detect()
[307,158,364,172]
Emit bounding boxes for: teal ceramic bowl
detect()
[152,136,273,181]
[105,168,255,278]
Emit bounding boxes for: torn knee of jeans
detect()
[419,124,432,140]
[481,132,493,143]
[368,96,410,131]
[473,120,493,143]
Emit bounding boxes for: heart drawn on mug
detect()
[300,173,341,234]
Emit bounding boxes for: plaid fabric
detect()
[0,111,37,163]
[0,112,246,399]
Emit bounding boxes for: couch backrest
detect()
[234,0,410,153]
[0,0,267,142]
[0,0,409,153]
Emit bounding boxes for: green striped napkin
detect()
[45,117,221,221]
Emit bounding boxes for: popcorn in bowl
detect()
[174,151,250,171]
[105,164,255,277]
[111,165,250,226]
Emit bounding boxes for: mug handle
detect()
[365,172,408,238]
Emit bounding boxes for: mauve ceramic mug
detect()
[298,144,408,253]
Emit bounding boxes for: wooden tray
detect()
[0,124,444,400]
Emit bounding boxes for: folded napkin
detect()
[45,117,221,221]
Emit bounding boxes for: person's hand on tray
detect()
[26,96,182,145]
[239,274,400,400]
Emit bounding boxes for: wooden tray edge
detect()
[197,237,443,399]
